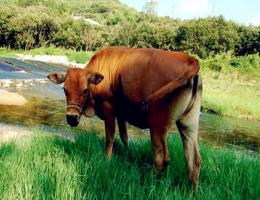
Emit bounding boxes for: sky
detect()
[119,0,260,26]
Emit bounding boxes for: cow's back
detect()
[115,48,199,102]
[86,48,199,102]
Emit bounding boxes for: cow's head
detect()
[47,68,104,127]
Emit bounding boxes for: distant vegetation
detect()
[0,0,259,58]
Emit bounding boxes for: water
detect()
[0,57,67,79]
[0,57,259,151]
[199,113,260,151]
[0,83,259,151]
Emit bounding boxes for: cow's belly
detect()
[115,83,194,129]
[121,83,194,129]
[123,107,149,129]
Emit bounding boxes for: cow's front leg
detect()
[117,116,128,147]
[103,101,116,160]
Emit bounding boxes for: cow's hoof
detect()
[192,183,198,192]
[154,163,165,174]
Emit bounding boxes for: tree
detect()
[175,17,239,58]
[235,25,260,56]
[143,0,158,15]
[84,27,108,51]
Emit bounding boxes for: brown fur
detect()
[48,47,202,191]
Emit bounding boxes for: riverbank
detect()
[200,53,260,121]
[201,70,260,121]
[0,127,259,199]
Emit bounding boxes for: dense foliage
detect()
[0,0,259,58]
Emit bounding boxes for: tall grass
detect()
[202,71,260,120]
[0,128,259,200]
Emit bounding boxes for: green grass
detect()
[201,71,260,120]
[0,48,18,58]
[0,128,259,200]
[0,46,94,64]
[201,70,260,121]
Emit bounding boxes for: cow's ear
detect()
[47,72,65,84]
[89,72,104,85]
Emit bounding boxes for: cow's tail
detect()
[137,58,201,112]
[140,73,202,112]
[145,59,199,102]
[182,74,202,116]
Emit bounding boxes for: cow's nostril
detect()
[66,114,80,127]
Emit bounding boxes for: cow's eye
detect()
[63,87,68,95]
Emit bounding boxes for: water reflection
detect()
[199,113,260,151]
[0,84,259,152]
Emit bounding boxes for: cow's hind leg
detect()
[176,103,201,191]
[148,100,173,173]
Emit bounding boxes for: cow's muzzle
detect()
[66,113,80,127]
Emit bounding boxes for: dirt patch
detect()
[0,123,32,143]
[0,123,75,143]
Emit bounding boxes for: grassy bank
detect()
[0,128,259,200]
[0,46,94,64]
[202,71,260,120]
[200,54,260,121]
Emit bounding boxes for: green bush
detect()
[175,16,239,58]
[111,17,177,50]
[235,25,260,56]
[0,5,58,49]
[53,18,86,50]
[201,53,260,76]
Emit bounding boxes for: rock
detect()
[2,83,10,88]
[16,82,23,88]
[0,89,27,106]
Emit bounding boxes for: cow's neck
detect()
[84,53,121,100]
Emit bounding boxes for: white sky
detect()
[120,0,260,26]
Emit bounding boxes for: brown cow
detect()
[47,47,202,190]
